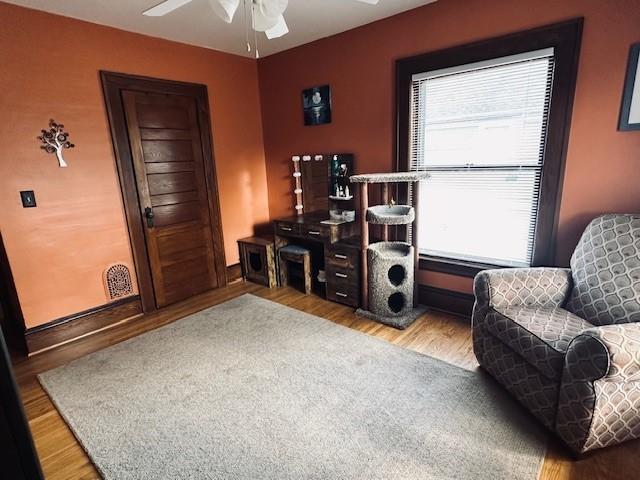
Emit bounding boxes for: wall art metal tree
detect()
[37,119,75,167]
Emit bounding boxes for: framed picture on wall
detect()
[302,85,332,126]
[619,42,640,131]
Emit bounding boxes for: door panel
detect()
[159,246,210,266]
[145,162,197,175]
[122,91,218,308]
[150,191,199,207]
[147,171,198,196]
[142,140,194,163]
[156,226,208,254]
[152,203,201,227]
[136,104,191,129]
[140,128,193,141]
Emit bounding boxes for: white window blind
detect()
[409,48,555,267]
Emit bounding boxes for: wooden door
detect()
[122,91,219,308]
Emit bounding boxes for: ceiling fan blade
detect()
[252,0,289,31]
[354,0,380,4]
[257,0,288,18]
[209,0,239,23]
[265,15,288,39]
[252,6,278,31]
[143,0,194,16]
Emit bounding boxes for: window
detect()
[396,20,582,275]
[409,49,554,267]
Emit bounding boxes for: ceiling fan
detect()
[143,0,379,56]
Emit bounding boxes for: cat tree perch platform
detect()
[366,205,415,225]
[350,171,429,329]
[350,172,430,184]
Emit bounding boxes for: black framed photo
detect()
[619,43,640,131]
[302,85,331,126]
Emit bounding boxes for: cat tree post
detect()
[411,182,419,307]
[359,182,369,310]
[381,183,389,241]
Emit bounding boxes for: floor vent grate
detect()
[104,263,133,300]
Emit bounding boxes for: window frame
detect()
[395,19,583,277]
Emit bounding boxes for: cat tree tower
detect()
[349,172,429,329]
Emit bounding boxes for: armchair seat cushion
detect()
[486,306,594,380]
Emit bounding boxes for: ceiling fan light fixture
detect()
[209,0,240,23]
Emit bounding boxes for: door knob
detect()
[144,207,154,228]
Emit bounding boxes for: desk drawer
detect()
[301,224,330,241]
[325,245,359,271]
[326,280,359,307]
[326,262,359,308]
[274,221,299,236]
[326,266,358,285]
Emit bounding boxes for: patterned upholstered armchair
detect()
[472,214,640,453]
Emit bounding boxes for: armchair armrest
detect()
[557,323,640,452]
[565,323,640,382]
[473,267,572,312]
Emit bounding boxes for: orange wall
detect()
[0,2,269,328]
[2,1,640,327]
[258,0,640,293]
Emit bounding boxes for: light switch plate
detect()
[20,190,36,208]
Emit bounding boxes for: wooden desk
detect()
[273,212,360,307]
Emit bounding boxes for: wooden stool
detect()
[237,236,277,288]
[278,245,312,294]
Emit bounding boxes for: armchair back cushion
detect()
[565,214,640,326]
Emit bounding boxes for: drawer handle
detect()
[308,230,321,235]
[334,254,347,259]
[335,272,348,278]
[335,292,348,298]
[280,226,292,231]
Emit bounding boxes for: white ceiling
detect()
[5,0,438,58]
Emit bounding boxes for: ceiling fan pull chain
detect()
[252,2,260,59]
[243,0,251,52]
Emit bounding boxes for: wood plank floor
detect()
[10,281,640,479]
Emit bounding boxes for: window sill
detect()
[418,255,508,278]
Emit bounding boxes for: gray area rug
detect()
[39,294,546,480]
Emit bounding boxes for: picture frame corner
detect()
[618,41,640,131]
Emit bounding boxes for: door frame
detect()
[0,325,44,480]
[101,71,227,313]
[0,232,25,341]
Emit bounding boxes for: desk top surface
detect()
[275,211,343,225]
